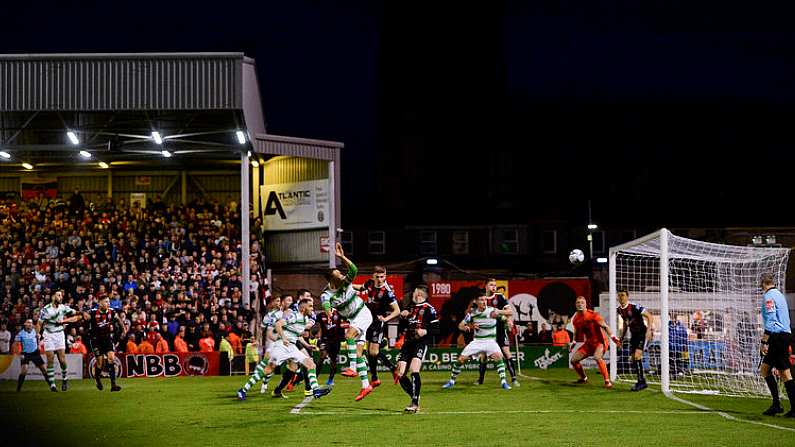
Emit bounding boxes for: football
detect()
[569,248,585,265]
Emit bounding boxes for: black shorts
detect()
[319,339,341,358]
[90,337,114,357]
[367,320,386,345]
[398,339,428,363]
[495,327,510,348]
[763,332,793,371]
[629,330,647,352]
[21,351,44,367]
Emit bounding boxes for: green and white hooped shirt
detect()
[463,306,499,339]
[39,303,76,334]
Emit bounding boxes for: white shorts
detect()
[267,342,308,367]
[43,331,66,352]
[347,307,373,344]
[460,339,502,358]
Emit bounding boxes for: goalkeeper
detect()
[758,274,794,418]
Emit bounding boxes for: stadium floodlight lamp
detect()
[98,161,109,169]
[587,224,598,230]
[0,151,10,159]
[79,150,91,159]
[752,235,763,246]
[251,160,259,168]
[152,131,163,145]
[22,162,33,170]
[67,131,80,145]
[765,235,777,245]
[237,130,247,145]
[161,150,172,158]
[426,258,439,265]
[596,257,608,264]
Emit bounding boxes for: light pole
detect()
[587,200,597,260]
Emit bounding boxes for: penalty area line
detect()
[665,392,795,433]
[289,396,314,414]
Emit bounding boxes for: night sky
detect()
[3,1,795,227]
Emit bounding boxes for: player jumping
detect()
[442,295,513,390]
[320,242,374,401]
[617,289,653,391]
[396,285,438,413]
[570,296,620,388]
[38,290,81,391]
[351,266,400,387]
[84,296,126,391]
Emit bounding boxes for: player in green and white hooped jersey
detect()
[37,290,81,391]
[237,297,330,400]
[257,295,291,394]
[442,295,513,390]
[320,242,375,402]
[239,294,290,395]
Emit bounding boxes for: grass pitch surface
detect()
[1,369,793,446]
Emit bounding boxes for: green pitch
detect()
[1,370,793,446]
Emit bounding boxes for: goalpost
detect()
[608,228,790,397]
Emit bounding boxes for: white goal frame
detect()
[608,228,790,396]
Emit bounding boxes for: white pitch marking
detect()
[297,409,706,416]
[666,392,795,433]
[289,396,314,414]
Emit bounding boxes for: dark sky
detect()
[3,1,795,227]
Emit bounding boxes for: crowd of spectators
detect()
[0,189,266,357]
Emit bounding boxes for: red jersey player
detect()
[570,296,620,388]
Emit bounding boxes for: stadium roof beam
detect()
[0,52,345,301]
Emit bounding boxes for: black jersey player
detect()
[353,266,400,386]
[317,307,347,386]
[83,296,126,391]
[617,289,653,391]
[396,285,438,413]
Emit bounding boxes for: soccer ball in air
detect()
[569,249,585,265]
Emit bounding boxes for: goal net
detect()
[608,229,790,397]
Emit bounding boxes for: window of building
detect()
[419,231,437,256]
[367,231,385,255]
[452,231,469,255]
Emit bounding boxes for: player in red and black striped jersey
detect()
[353,266,401,386]
[476,279,519,387]
[316,308,347,386]
[617,289,653,391]
[396,285,438,413]
[83,296,126,391]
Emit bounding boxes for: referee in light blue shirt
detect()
[759,274,794,418]
[15,319,50,392]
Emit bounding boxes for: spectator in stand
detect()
[227,328,243,354]
[155,333,170,354]
[70,336,88,355]
[537,322,552,344]
[0,322,11,354]
[126,338,139,354]
[174,327,189,353]
[138,337,155,354]
[552,323,571,347]
[199,331,215,353]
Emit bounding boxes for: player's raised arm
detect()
[597,315,621,344]
[458,312,473,332]
[335,242,358,280]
